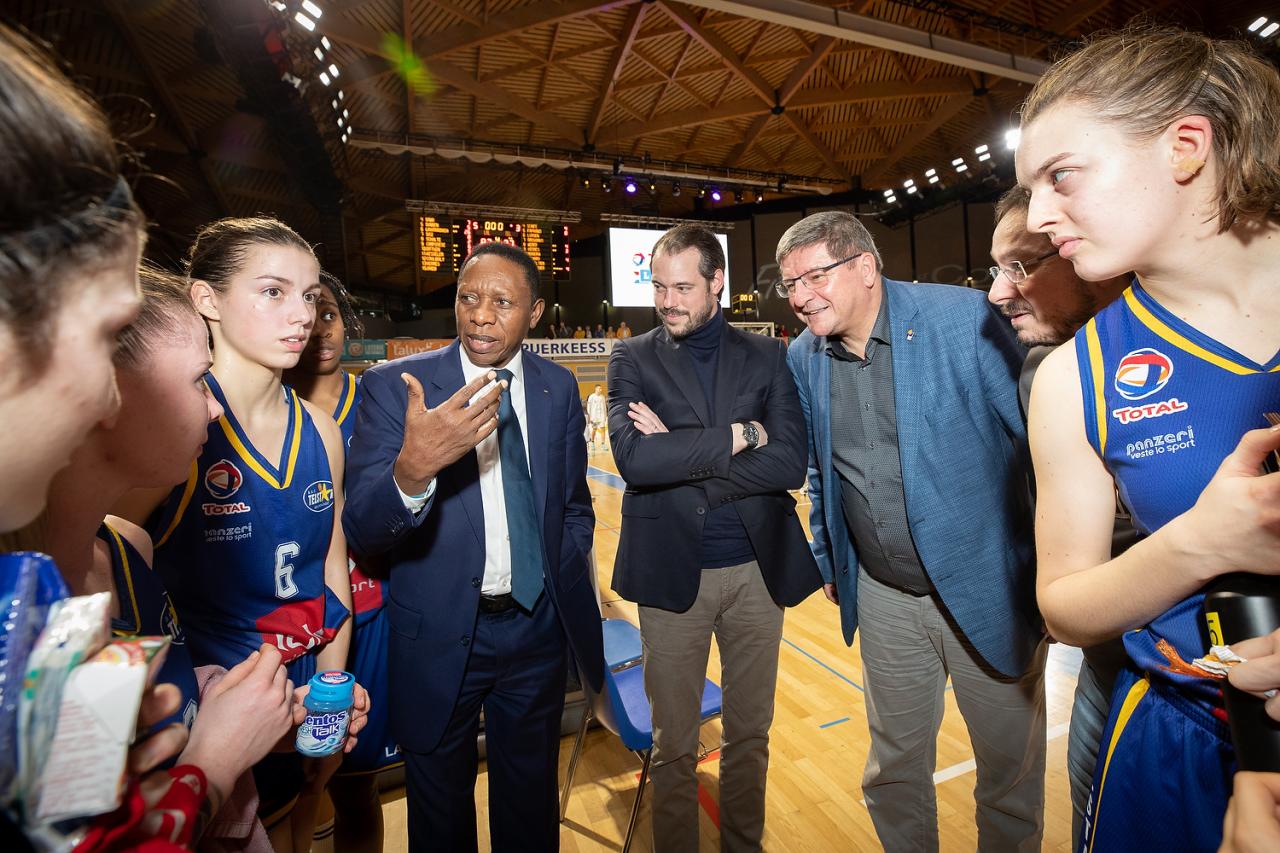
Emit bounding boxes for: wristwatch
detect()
[739,421,760,451]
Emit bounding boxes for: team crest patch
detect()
[303,480,335,513]
[205,459,243,500]
[1115,348,1174,401]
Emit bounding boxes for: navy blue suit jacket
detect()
[342,341,604,753]
[787,279,1041,678]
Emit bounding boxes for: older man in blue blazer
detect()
[781,212,1046,852]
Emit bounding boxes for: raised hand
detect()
[394,371,505,495]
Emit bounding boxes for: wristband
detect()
[143,765,208,845]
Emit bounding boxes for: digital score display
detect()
[416,215,571,280]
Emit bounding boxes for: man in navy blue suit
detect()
[782,212,1046,852]
[343,242,603,852]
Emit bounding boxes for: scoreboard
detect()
[417,215,571,280]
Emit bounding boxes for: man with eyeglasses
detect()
[989,185,1132,849]
[608,223,820,852]
[781,211,1047,852]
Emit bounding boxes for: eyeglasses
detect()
[775,253,866,298]
[988,249,1058,284]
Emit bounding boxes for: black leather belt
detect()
[478,592,518,614]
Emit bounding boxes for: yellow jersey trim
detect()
[217,391,304,490]
[103,523,141,633]
[1125,289,1279,375]
[155,460,198,549]
[1085,319,1108,456]
[334,372,356,427]
[1087,676,1151,853]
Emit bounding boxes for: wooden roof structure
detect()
[3,0,1251,293]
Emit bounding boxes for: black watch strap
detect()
[739,421,759,450]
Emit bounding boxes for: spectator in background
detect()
[585,383,608,452]
[616,320,632,338]
[558,320,570,338]
[573,325,586,339]
[605,325,616,339]
[593,323,605,338]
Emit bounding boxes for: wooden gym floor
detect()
[376,447,1080,851]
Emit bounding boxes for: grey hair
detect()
[775,211,882,273]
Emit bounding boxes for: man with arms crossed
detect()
[609,224,820,851]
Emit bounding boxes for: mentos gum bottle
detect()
[295,670,354,757]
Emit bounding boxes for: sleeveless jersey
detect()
[332,370,359,450]
[149,373,348,671]
[1075,281,1280,706]
[99,522,199,732]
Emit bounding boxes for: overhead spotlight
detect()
[321,36,332,50]
[648,179,657,194]
[602,180,612,193]
[314,47,324,61]
[924,168,937,177]
[331,98,338,109]
[329,64,340,78]
[319,71,331,86]
[955,163,969,173]
[624,178,638,194]
[1005,128,1021,150]
[1250,17,1268,32]
[928,175,940,184]
[710,188,722,202]
[580,175,591,189]
[337,116,344,128]
[337,90,344,101]
[1263,21,1280,37]
[755,191,764,204]
[975,144,989,155]
[268,1,286,10]
[883,189,894,198]
[699,186,708,198]
[978,151,991,162]
[671,183,682,197]
[906,185,918,195]
[343,108,350,120]
[294,11,316,30]
[885,193,897,204]
[301,0,323,18]
[903,179,915,188]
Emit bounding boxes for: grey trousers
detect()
[858,568,1048,853]
[638,561,785,853]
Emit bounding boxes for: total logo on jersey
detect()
[1115,348,1174,400]
[205,460,244,499]
[303,480,335,513]
[202,501,251,517]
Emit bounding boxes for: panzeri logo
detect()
[1125,426,1196,460]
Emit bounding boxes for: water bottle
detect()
[295,670,354,758]
[1203,574,1280,772]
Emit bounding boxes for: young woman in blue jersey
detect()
[142,217,355,852]
[1016,28,1280,852]
[285,274,396,853]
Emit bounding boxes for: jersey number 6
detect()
[275,541,301,599]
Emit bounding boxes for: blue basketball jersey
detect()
[332,370,359,450]
[149,373,349,671]
[100,522,199,732]
[1075,281,1280,705]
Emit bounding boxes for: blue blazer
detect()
[787,279,1040,678]
[342,341,604,752]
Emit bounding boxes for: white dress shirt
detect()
[397,348,530,595]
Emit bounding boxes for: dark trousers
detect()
[404,595,568,853]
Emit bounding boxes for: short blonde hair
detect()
[1020,26,1280,231]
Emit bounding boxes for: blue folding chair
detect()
[601,617,643,671]
[559,651,722,853]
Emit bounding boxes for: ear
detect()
[857,252,879,288]
[1166,114,1213,184]
[710,268,725,300]
[190,280,221,322]
[528,298,545,330]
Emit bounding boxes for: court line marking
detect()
[781,637,865,693]
[820,717,851,729]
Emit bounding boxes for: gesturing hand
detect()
[394,371,505,495]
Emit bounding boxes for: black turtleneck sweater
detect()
[679,309,756,569]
